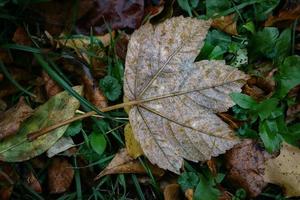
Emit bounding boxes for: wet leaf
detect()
[90,130,107,156]
[76,0,144,35]
[225,140,270,197]
[124,123,143,159]
[0,86,82,162]
[95,148,164,180]
[264,142,300,197]
[124,16,248,173]
[48,157,74,194]
[0,97,33,140]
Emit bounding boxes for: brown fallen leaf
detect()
[0,163,19,200]
[115,33,130,60]
[0,97,33,140]
[265,0,300,27]
[42,70,62,97]
[212,14,238,35]
[23,170,42,193]
[0,73,3,81]
[124,16,248,173]
[185,188,193,200]
[207,158,218,176]
[264,142,300,197]
[163,183,181,200]
[0,49,13,65]
[0,186,13,200]
[48,157,74,194]
[76,0,144,35]
[12,27,32,46]
[0,99,7,112]
[225,140,270,197]
[95,149,164,180]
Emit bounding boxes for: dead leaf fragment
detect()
[163,183,181,200]
[48,157,74,194]
[12,27,32,46]
[225,140,270,197]
[42,70,62,97]
[264,142,300,197]
[95,149,164,180]
[23,170,42,193]
[124,16,248,173]
[212,14,238,35]
[124,123,143,159]
[0,97,33,140]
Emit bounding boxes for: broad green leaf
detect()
[194,174,220,200]
[254,98,279,120]
[253,0,279,21]
[99,75,122,101]
[64,120,82,137]
[206,0,231,17]
[282,123,300,147]
[0,86,83,162]
[124,17,247,173]
[90,131,107,155]
[177,0,192,16]
[230,93,257,109]
[178,172,199,191]
[274,28,291,64]
[275,55,300,98]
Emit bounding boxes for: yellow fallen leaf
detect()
[264,142,300,197]
[124,123,143,159]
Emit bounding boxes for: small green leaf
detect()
[206,0,231,17]
[273,28,291,64]
[194,174,220,200]
[259,120,282,153]
[64,121,82,137]
[230,93,258,109]
[99,75,121,101]
[177,0,192,16]
[237,124,257,138]
[275,55,300,98]
[90,131,107,155]
[254,98,279,120]
[242,21,255,34]
[253,0,279,21]
[282,123,300,147]
[178,172,199,191]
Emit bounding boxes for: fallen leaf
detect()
[185,188,193,200]
[47,137,75,158]
[0,49,12,65]
[124,123,143,159]
[115,33,130,60]
[0,73,3,81]
[264,142,300,197]
[22,170,42,193]
[48,157,74,194]
[124,16,248,173]
[0,97,33,140]
[76,0,144,35]
[265,0,300,27]
[12,27,32,46]
[0,186,13,200]
[225,140,270,197]
[0,86,82,162]
[212,14,238,35]
[95,148,164,180]
[42,70,62,97]
[0,99,7,112]
[163,183,181,200]
[0,163,19,200]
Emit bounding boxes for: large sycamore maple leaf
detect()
[124,16,248,173]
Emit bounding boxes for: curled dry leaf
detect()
[163,183,181,200]
[264,142,300,197]
[212,14,238,35]
[0,97,33,140]
[0,86,82,162]
[265,0,300,27]
[48,157,74,194]
[225,140,270,197]
[42,70,62,97]
[124,123,143,159]
[124,16,248,173]
[95,148,164,180]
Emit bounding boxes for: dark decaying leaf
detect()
[0,86,82,162]
[0,97,33,140]
[0,163,19,200]
[211,14,238,36]
[48,157,74,194]
[163,183,181,200]
[21,168,42,193]
[76,0,144,35]
[12,27,32,46]
[124,16,248,173]
[225,140,270,197]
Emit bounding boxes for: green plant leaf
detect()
[254,98,279,120]
[259,119,282,153]
[90,131,107,155]
[99,75,122,101]
[206,0,231,17]
[282,123,300,147]
[64,120,82,137]
[0,86,83,162]
[194,174,220,200]
[178,172,199,191]
[275,55,300,98]
[230,93,258,109]
[253,0,279,21]
[273,28,291,64]
[177,0,192,16]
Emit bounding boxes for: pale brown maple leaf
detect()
[124,16,248,173]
